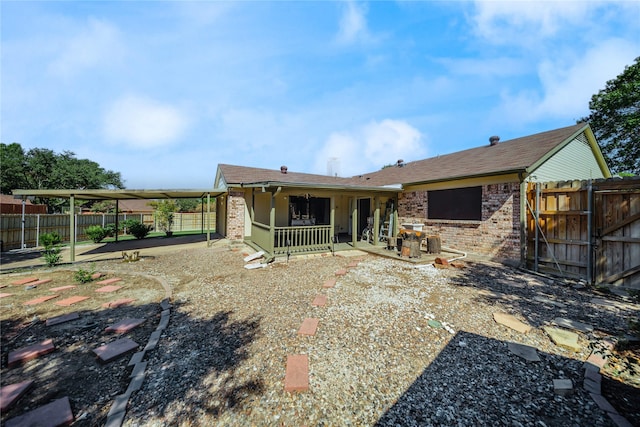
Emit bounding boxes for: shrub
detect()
[74,265,96,283]
[40,232,63,266]
[128,220,152,239]
[40,232,61,248]
[86,225,108,243]
[103,223,117,237]
[120,219,139,235]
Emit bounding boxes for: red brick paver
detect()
[96,278,122,285]
[284,354,309,392]
[335,269,347,276]
[102,298,136,308]
[4,396,73,427]
[46,312,80,326]
[0,293,14,298]
[24,295,59,306]
[347,261,359,268]
[0,380,34,411]
[55,296,90,306]
[311,295,327,307]
[8,339,56,367]
[93,338,138,363]
[323,279,336,289]
[297,318,319,336]
[10,277,38,286]
[91,272,104,280]
[50,285,76,292]
[106,318,145,333]
[95,285,122,293]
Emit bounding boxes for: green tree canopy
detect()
[0,143,125,212]
[581,57,639,175]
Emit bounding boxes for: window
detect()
[428,186,482,221]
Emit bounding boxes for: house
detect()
[214,123,611,263]
[0,194,47,214]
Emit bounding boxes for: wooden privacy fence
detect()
[526,177,640,290]
[0,212,215,251]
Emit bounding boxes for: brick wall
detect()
[398,183,521,260]
[226,190,246,241]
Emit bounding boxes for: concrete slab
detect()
[55,296,90,306]
[8,339,56,367]
[95,285,122,293]
[297,318,319,336]
[507,342,541,362]
[24,295,59,305]
[311,295,327,307]
[553,317,594,333]
[544,326,581,352]
[46,312,80,326]
[50,285,76,292]
[0,380,34,411]
[4,396,73,427]
[590,392,618,414]
[493,312,532,334]
[96,277,122,285]
[11,277,38,286]
[284,354,309,392]
[102,298,136,309]
[94,338,139,363]
[106,318,145,333]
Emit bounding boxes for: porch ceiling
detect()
[237,182,402,194]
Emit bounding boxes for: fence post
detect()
[20,199,26,249]
[36,214,41,247]
[534,182,540,272]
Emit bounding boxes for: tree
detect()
[176,198,201,212]
[0,143,28,193]
[581,57,640,175]
[150,199,177,235]
[0,143,125,211]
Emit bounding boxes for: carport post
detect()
[207,193,211,246]
[69,194,75,262]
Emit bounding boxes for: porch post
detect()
[373,197,380,245]
[351,198,358,246]
[206,193,211,246]
[269,193,276,253]
[330,196,335,241]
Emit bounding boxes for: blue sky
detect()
[2,1,638,189]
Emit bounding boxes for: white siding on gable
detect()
[528,132,606,182]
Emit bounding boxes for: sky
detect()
[2,1,638,189]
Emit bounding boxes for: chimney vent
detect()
[280,165,288,174]
[489,136,500,146]
[396,159,404,167]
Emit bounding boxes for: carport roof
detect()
[11,189,227,200]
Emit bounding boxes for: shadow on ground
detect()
[1,300,261,426]
[376,331,617,426]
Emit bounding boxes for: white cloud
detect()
[336,1,370,44]
[437,56,527,78]
[48,17,125,77]
[496,38,638,122]
[314,119,425,177]
[471,0,600,45]
[103,95,189,149]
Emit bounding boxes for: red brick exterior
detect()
[226,190,246,241]
[398,183,521,260]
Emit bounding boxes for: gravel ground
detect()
[78,243,638,427]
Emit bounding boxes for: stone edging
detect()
[583,341,633,427]
[104,273,173,427]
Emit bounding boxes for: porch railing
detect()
[274,225,332,255]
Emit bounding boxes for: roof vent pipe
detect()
[489,136,500,146]
[280,165,288,174]
[397,159,404,167]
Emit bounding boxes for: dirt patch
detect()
[1,269,164,425]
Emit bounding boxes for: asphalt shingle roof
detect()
[218,123,588,188]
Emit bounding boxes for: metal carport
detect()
[11,188,226,261]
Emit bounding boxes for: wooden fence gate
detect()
[526,177,640,290]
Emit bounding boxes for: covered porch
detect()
[240,184,400,257]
